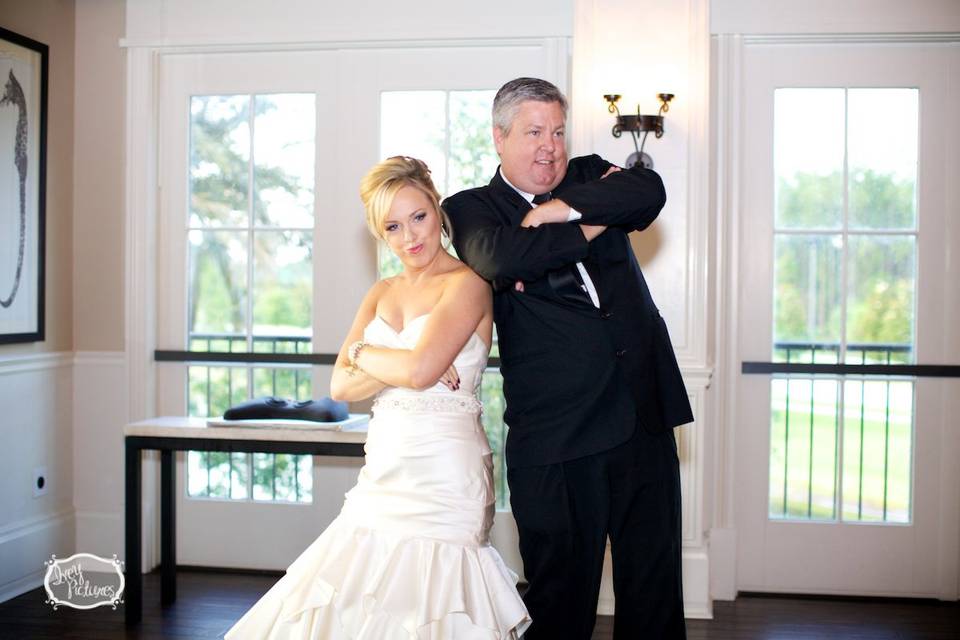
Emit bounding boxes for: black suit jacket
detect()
[444,155,693,468]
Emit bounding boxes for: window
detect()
[378,89,510,508]
[769,88,917,523]
[185,94,316,503]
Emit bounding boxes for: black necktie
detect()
[532,192,552,205]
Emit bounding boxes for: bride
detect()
[224,156,531,639]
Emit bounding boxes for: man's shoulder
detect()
[442,184,495,216]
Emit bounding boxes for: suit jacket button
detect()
[601,311,612,319]
[616,349,626,357]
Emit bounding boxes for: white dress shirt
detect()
[499,169,600,308]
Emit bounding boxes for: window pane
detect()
[479,369,509,510]
[448,90,497,196]
[848,89,918,230]
[190,95,250,227]
[774,89,845,230]
[297,455,313,502]
[206,451,232,498]
[252,230,312,337]
[253,94,316,227]
[769,378,838,520]
[380,91,447,189]
[842,380,913,523]
[252,366,311,400]
[188,365,248,418]
[189,230,248,335]
[187,451,210,497]
[252,453,280,501]
[845,235,915,364]
[231,452,250,500]
[773,234,843,359]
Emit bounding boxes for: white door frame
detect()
[721,36,960,599]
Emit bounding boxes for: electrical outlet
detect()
[33,467,48,498]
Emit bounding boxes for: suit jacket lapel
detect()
[489,168,533,225]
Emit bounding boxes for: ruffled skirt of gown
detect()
[224,391,530,639]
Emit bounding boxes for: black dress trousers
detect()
[508,422,686,640]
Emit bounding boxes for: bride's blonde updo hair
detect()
[359,156,452,242]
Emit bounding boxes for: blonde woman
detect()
[225,156,530,639]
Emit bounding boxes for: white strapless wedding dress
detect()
[224,314,531,639]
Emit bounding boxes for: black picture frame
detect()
[0,26,47,344]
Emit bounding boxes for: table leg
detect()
[124,441,142,626]
[160,449,177,605]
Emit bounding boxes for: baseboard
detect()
[709,527,737,601]
[0,569,44,604]
[0,508,75,604]
[682,546,712,618]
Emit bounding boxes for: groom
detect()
[444,78,693,639]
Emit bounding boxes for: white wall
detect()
[712,0,960,34]
[124,0,573,46]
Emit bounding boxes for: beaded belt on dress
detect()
[372,394,483,415]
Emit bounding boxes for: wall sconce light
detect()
[603,93,674,169]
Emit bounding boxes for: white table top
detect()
[124,414,369,443]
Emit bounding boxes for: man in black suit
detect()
[444,77,693,639]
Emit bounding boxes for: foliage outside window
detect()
[379,90,509,508]
[186,94,316,503]
[769,88,917,524]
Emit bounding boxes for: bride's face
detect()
[382,185,443,269]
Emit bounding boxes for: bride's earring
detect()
[441,223,451,250]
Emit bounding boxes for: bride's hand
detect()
[438,364,460,391]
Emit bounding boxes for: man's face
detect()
[493,100,568,195]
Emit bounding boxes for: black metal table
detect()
[123,416,368,626]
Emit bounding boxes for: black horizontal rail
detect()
[155,350,335,365]
[745,341,959,377]
[154,349,503,368]
[742,361,960,377]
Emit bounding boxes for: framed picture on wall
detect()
[0,26,47,344]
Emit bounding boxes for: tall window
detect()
[378,89,510,508]
[769,88,917,523]
[185,94,316,503]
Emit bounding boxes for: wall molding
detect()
[740,32,960,45]
[0,508,75,544]
[708,32,744,602]
[677,0,713,369]
[0,352,73,375]
[120,35,569,52]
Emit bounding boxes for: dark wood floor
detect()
[0,569,957,639]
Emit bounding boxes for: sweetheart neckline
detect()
[371,314,491,352]
[375,313,430,335]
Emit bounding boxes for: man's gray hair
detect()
[492,77,568,134]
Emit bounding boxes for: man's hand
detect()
[602,165,622,178]
[520,199,570,228]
